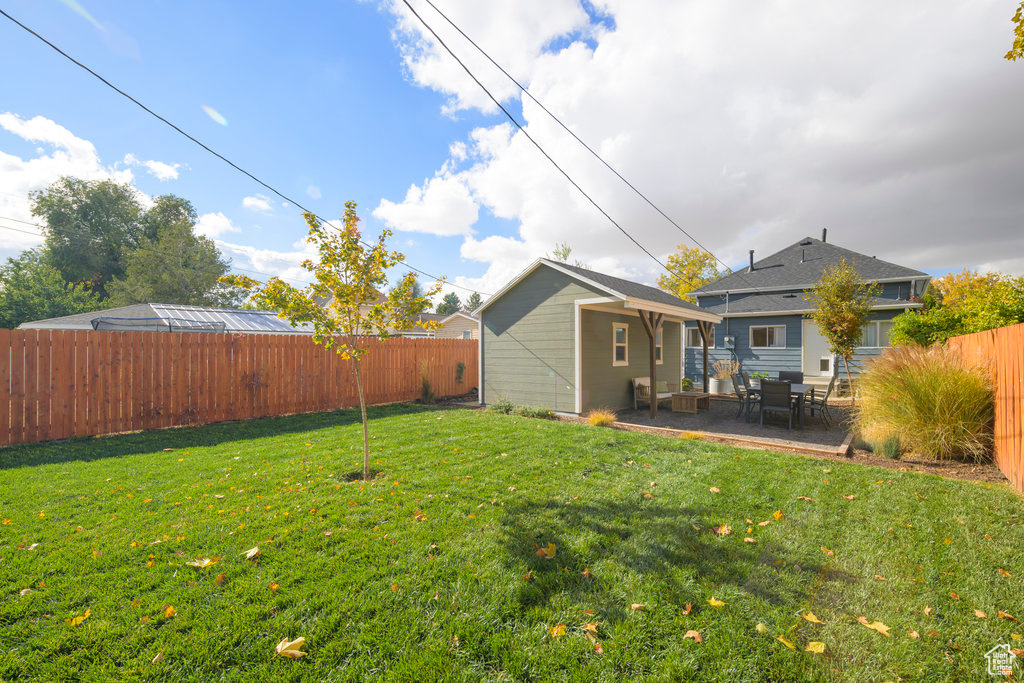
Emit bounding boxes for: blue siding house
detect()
[684,231,930,386]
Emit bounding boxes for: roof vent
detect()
[748,249,755,272]
[799,239,812,246]
[782,293,797,298]
[821,227,827,243]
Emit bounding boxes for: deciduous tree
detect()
[1007,1,1024,61]
[221,202,441,481]
[805,258,879,401]
[657,245,726,303]
[0,249,101,328]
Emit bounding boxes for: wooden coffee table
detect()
[671,392,710,414]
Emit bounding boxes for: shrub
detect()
[855,344,993,462]
[877,434,904,460]
[488,396,517,415]
[680,378,694,391]
[516,406,555,420]
[586,408,617,427]
[419,359,435,403]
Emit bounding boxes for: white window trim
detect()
[858,320,894,349]
[612,322,629,367]
[655,328,664,365]
[750,324,787,349]
[685,324,714,349]
[461,330,472,339]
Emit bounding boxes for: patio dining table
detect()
[790,383,815,429]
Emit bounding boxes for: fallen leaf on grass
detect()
[805,642,825,654]
[874,575,886,581]
[163,605,176,619]
[641,491,654,500]
[708,598,725,609]
[185,557,221,569]
[712,524,731,536]
[152,651,164,664]
[821,547,834,557]
[999,568,1012,578]
[758,520,771,527]
[582,622,599,640]
[924,605,933,616]
[999,610,1019,622]
[581,568,593,579]
[684,630,703,643]
[522,572,533,581]
[744,537,757,543]
[709,487,720,494]
[842,495,855,500]
[536,543,557,559]
[772,510,785,521]
[412,511,427,521]
[755,623,768,634]
[802,612,825,625]
[950,592,960,601]
[974,610,987,619]
[797,496,813,501]
[909,630,920,639]
[682,603,692,615]
[857,617,891,637]
[275,637,307,659]
[269,583,279,593]
[549,623,566,638]
[777,635,796,650]
[593,641,604,654]
[65,608,90,627]
[631,603,645,611]
[215,573,226,586]
[241,547,261,561]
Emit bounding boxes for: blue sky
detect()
[2,1,1023,299]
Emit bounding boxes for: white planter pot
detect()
[750,379,761,390]
[709,377,733,395]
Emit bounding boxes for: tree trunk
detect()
[842,354,854,405]
[353,358,371,481]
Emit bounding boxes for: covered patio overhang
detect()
[573,296,722,416]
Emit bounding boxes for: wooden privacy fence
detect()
[948,322,1024,493]
[0,330,478,447]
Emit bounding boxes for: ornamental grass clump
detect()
[855,344,994,462]
[586,408,617,427]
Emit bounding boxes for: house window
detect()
[655,328,663,365]
[612,322,628,366]
[461,330,472,339]
[750,325,786,349]
[685,324,714,348]
[859,320,894,348]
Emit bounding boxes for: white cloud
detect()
[216,237,317,285]
[306,185,322,200]
[195,212,242,239]
[0,113,135,251]
[373,172,479,237]
[242,194,274,213]
[382,1,1024,296]
[122,152,181,181]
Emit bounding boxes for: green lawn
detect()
[1,405,1021,681]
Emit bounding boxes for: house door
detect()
[802,320,834,377]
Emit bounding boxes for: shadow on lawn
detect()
[0,402,435,471]
[496,498,858,621]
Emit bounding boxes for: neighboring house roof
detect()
[440,311,479,324]
[18,303,315,334]
[692,237,930,295]
[478,258,720,322]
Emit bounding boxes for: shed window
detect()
[750,325,786,349]
[461,330,472,339]
[686,324,714,348]
[655,328,663,365]
[612,322,628,366]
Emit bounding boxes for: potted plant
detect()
[749,371,771,390]
[680,377,694,391]
[709,359,739,395]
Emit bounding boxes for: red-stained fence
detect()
[948,323,1024,493]
[0,330,477,447]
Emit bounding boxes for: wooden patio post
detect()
[638,310,664,418]
[697,320,711,393]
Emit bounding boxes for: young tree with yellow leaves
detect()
[221,202,442,481]
[657,246,727,303]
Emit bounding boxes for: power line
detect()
[399,0,674,277]
[0,8,486,297]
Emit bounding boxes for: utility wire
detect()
[400,0,674,276]
[0,8,486,297]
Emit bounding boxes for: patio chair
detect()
[731,372,759,421]
[759,380,796,430]
[632,377,677,411]
[805,374,837,428]
[778,370,804,384]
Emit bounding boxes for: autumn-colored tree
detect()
[1007,1,1024,61]
[805,258,879,401]
[221,202,441,480]
[657,245,727,303]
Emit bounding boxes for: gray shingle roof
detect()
[692,237,929,294]
[18,303,314,334]
[695,291,916,316]
[545,259,706,314]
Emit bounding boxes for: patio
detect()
[615,396,853,455]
